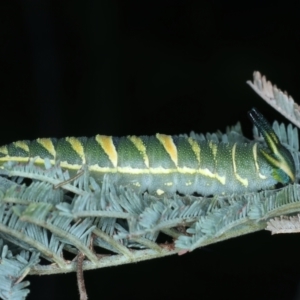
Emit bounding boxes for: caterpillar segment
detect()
[0,109,296,196]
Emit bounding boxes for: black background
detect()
[1,1,300,299]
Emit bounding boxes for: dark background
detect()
[1,1,300,299]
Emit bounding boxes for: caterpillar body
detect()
[0,109,296,196]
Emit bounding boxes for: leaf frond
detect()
[247,71,300,128]
[266,214,300,234]
[0,239,40,300]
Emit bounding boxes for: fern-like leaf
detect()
[266,214,300,234]
[0,239,40,300]
[247,71,300,128]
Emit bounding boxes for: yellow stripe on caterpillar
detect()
[232,143,248,187]
[37,138,56,158]
[248,107,296,184]
[252,143,267,179]
[66,137,86,164]
[96,135,118,167]
[14,141,29,152]
[88,164,226,185]
[187,137,201,165]
[0,146,8,155]
[156,134,178,166]
[129,136,149,168]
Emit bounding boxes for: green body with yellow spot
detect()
[0,109,296,196]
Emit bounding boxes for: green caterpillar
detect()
[0,108,296,196]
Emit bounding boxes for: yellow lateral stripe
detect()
[187,138,200,165]
[156,134,178,166]
[199,168,226,184]
[0,146,8,155]
[252,143,267,179]
[88,164,226,184]
[0,156,56,165]
[232,143,248,187]
[0,156,29,163]
[14,141,29,152]
[96,135,118,167]
[129,135,149,168]
[37,138,56,157]
[0,152,225,186]
[66,137,86,164]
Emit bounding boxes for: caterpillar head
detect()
[248,108,296,184]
